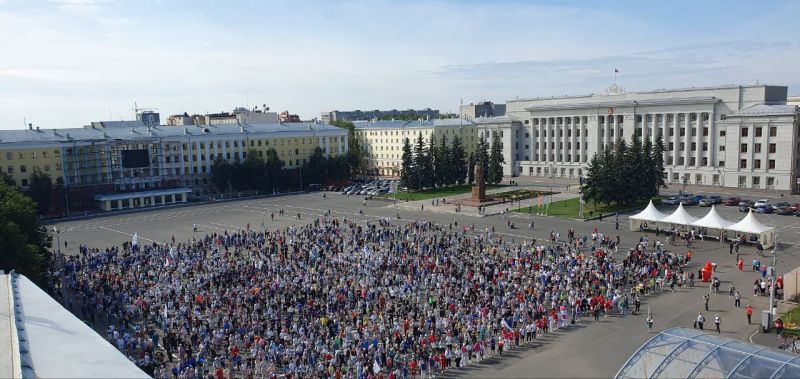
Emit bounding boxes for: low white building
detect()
[503,84,800,192]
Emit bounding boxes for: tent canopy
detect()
[728,209,773,234]
[660,203,699,225]
[629,200,668,222]
[691,205,734,230]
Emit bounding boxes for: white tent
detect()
[628,200,668,231]
[691,205,735,230]
[728,209,776,248]
[660,203,700,226]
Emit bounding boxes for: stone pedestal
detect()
[471,163,486,202]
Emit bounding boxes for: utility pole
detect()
[768,229,778,329]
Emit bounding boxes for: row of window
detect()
[740,143,778,154]
[741,126,778,137]
[526,113,716,126]
[2,163,60,175]
[3,150,60,161]
[528,167,584,177]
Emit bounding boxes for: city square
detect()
[45,180,800,378]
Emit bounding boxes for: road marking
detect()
[209,221,244,230]
[749,329,759,344]
[98,226,157,243]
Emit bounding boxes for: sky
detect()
[0,0,798,129]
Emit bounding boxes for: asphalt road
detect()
[48,191,800,378]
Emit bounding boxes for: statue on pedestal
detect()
[471,163,486,202]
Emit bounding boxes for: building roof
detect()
[2,273,149,378]
[509,83,785,103]
[0,122,346,145]
[616,327,800,379]
[352,117,513,130]
[730,104,799,116]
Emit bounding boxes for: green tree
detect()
[263,148,284,193]
[211,156,233,194]
[243,149,268,191]
[0,181,52,285]
[475,136,490,177]
[449,135,467,185]
[302,147,328,187]
[28,168,52,215]
[400,137,415,190]
[627,131,644,200]
[642,137,655,199]
[413,133,434,189]
[0,171,14,186]
[431,135,448,188]
[487,131,505,184]
[653,133,667,194]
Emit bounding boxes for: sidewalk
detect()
[0,275,16,379]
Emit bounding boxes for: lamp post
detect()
[53,226,61,254]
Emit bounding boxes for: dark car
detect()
[772,201,791,210]
[739,200,754,212]
[755,205,773,214]
[775,206,794,215]
[724,197,741,206]
[708,195,723,204]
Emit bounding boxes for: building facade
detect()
[0,120,348,214]
[321,108,440,122]
[460,101,506,120]
[502,84,800,192]
[352,118,484,177]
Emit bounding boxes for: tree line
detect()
[0,177,52,286]
[582,132,667,206]
[400,130,505,191]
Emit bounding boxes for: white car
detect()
[754,199,770,207]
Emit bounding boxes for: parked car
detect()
[772,201,791,210]
[775,206,794,215]
[708,195,723,204]
[698,199,713,207]
[755,205,773,214]
[790,203,800,213]
[739,200,754,212]
[661,196,681,205]
[680,197,697,206]
[724,197,741,206]
[754,199,771,207]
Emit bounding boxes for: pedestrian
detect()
[697,313,705,330]
[192,223,197,232]
[729,240,734,254]
[703,294,709,311]
[646,314,654,333]
[746,305,753,324]
[714,314,721,333]
[734,291,741,308]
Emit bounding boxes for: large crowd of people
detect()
[48,215,690,379]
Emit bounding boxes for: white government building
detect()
[473,84,800,192]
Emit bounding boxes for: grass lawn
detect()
[380,184,506,201]
[780,305,800,337]
[514,197,654,219]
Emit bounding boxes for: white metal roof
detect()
[691,205,735,230]
[660,203,700,225]
[629,200,668,222]
[728,209,774,234]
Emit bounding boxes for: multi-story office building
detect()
[501,84,800,192]
[321,108,440,122]
[353,118,511,177]
[0,120,348,214]
[460,101,506,120]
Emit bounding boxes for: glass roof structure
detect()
[615,327,800,379]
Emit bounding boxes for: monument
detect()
[471,163,486,202]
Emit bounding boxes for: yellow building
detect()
[0,121,348,213]
[353,118,514,177]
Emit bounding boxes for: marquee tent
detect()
[628,200,668,231]
[728,209,776,249]
[660,203,699,226]
[690,205,735,230]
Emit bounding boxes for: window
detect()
[678,157,684,165]
[703,127,708,136]
[769,143,776,153]
[679,142,685,151]
[738,176,746,187]
[752,176,761,187]
[740,144,748,153]
[719,161,725,167]
[741,127,748,137]
[769,160,776,169]
[740,159,747,169]
[701,157,708,166]
[719,145,725,151]
[295,149,299,155]
[767,177,775,188]
[755,127,763,137]
[4,153,10,160]
[690,157,696,166]
[679,128,686,137]
[720,130,726,137]
[770,127,777,137]
[20,165,26,173]
[754,144,761,153]
[42,151,48,158]
[691,142,696,151]
[7,166,13,174]
[669,128,674,137]
[702,142,708,151]
[21,179,28,186]
[754,159,761,169]
[691,128,697,137]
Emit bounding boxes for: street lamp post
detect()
[53,226,61,254]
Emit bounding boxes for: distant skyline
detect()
[1,0,798,129]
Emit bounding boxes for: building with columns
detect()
[0,120,348,214]
[503,84,800,192]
